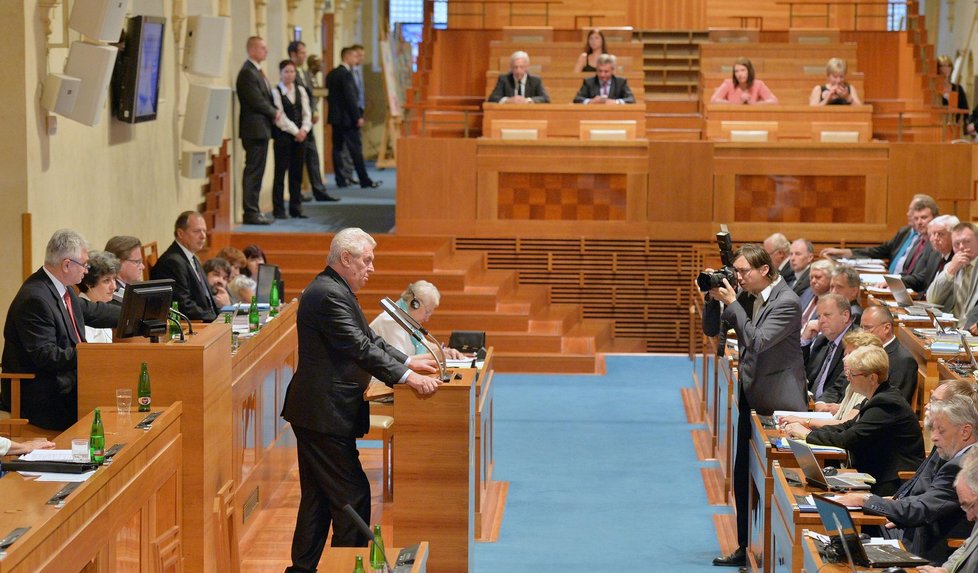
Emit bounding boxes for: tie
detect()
[957,261,975,321]
[63,290,81,343]
[902,236,927,273]
[601,82,609,97]
[801,296,819,330]
[259,68,272,96]
[354,66,365,110]
[888,231,917,273]
[517,80,523,97]
[813,341,837,399]
[191,256,210,295]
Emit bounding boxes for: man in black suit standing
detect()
[327,47,381,190]
[288,40,338,203]
[573,54,635,104]
[1,229,120,430]
[487,50,551,104]
[236,36,279,225]
[282,227,442,572]
[150,211,218,322]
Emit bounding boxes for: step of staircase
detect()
[646,113,702,129]
[646,128,702,141]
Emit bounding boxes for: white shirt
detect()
[272,83,312,135]
[0,436,10,456]
[369,311,414,357]
[79,292,113,343]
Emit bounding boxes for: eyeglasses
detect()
[66,258,90,271]
[124,258,144,266]
[732,266,754,277]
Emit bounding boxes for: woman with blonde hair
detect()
[810,58,862,105]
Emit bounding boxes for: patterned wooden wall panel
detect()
[497,173,627,221]
[733,175,866,223]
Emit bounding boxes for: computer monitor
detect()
[116,279,175,342]
[255,263,281,304]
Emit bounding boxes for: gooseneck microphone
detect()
[341,504,392,572]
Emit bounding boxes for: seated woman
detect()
[784,345,924,495]
[77,250,121,343]
[215,246,247,281]
[938,55,969,117]
[574,29,606,73]
[810,58,862,106]
[369,280,464,360]
[242,245,266,278]
[709,57,778,104]
[228,275,256,305]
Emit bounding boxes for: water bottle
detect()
[89,408,105,465]
[137,362,151,412]
[369,524,385,571]
[269,280,280,318]
[248,295,260,333]
[168,301,180,339]
[352,555,366,573]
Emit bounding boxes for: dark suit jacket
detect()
[853,225,914,263]
[703,279,807,414]
[487,73,550,103]
[779,262,796,285]
[886,338,918,403]
[862,447,972,564]
[235,60,278,140]
[282,266,410,438]
[904,249,951,293]
[1,269,119,430]
[792,266,811,296]
[573,75,636,104]
[149,241,217,322]
[326,64,361,129]
[807,382,925,495]
[804,329,850,403]
[296,68,319,115]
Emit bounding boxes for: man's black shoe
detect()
[301,194,312,202]
[243,213,272,225]
[313,192,341,202]
[273,211,288,220]
[290,211,309,219]
[361,180,382,189]
[712,547,746,567]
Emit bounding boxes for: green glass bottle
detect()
[248,295,260,333]
[137,362,151,412]
[369,524,385,570]
[352,555,366,573]
[269,280,280,318]
[89,407,105,465]
[225,312,238,353]
[169,301,181,340]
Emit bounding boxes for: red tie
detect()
[63,290,81,342]
[801,295,819,327]
[902,237,927,273]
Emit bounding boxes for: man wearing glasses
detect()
[1,229,120,430]
[104,235,145,303]
[703,243,807,569]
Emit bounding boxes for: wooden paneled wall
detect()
[627,0,706,29]
[446,0,630,30]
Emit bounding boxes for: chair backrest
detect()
[142,241,159,280]
[490,119,548,139]
[0,371,34,437]
[579,120,637,140]
[721,121,779,142]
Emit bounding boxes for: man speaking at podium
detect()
[282,227,441,573]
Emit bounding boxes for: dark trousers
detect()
[303,130,328,194]
[286,425,371,573]
[338,145,355,183]
[272,135,305,216]
[330,124,370,187]
[241,137,269,217]
[734,387,751,549]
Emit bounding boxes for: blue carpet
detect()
[475,355,720,572]
[235,162,395,234]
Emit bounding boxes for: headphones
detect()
[405,284,422,310]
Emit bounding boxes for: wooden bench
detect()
[485,71,646,104]
[704,103,873,141]
[700,71,866,105]
[482,103,646,139]
[700,42,859,75]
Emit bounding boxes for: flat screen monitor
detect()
[116,279,174,341]
[112,15,165,123]
[255,263,281,305]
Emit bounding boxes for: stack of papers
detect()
[773,411,834,424]
[859,273,888,286]
[836,258,887,272]
[15,450,95,482]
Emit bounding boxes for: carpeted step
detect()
[490,351,600,373]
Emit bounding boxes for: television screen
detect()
[113,15,165,123]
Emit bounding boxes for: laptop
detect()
[812,494,929,568]
[883,274,941,315]
[255,263,281,305]
[787,439,870,491]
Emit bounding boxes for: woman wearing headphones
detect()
[369,280,465,359]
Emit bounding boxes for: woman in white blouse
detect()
[77,250,120,343]
[271,59,312,220]
[369,281,465,360]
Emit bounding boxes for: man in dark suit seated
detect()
[905,214,958,293]
[573,54,635,104]
[103,235,145,304]
[764,232,794,284]
[802,294,854,408]
[150,211,218,322]
[235,36,280,225]
[859,305,918,403]
[487,50,550,104]
[789,238,814,295]
[834,388,977,564]
[821,194,939,275]
[282,228,443,572]
[1,229,120,430]
[830,265,863,325]
[703,244,807,567]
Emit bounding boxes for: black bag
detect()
[448,331,486,353]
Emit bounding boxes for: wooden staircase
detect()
[229,233,643,373]
[636,30,707,141]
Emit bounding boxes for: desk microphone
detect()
[169,307,195,336]
[342,504,392,572]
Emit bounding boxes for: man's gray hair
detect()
[765,233,790,254]
[930,394,978,432]
[930,214,961,232]
[510,51,529,66]
[404,280,441,307]
[596,53,616,67]
[328,227,376,265]
[956,448,978,491]
[818,292,851,315]
[810,258,836,274]
[832,265,860,288]
[45,229,88,266]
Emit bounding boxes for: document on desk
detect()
[773,411,834,424]
[15,450,96,483]
[859,274,887,285]
[445,359,484,369]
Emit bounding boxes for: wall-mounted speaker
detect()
[62,41,119,126]
[182,83,231,147]
[41,74,82,116]
[181,151,207,179]
[69,0,129,43]
[183,16,230,78]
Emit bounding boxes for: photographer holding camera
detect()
[703,242,807,568]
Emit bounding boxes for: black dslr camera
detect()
[696,231,736,292]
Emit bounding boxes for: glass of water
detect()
[116,388,132,412]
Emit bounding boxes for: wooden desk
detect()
[0,405,182,573]
[896,324,961,414]
[801,535,921,572]
[482,103,646,139]
[771,461,886,573]
[484,71,646,105]
[748,414,846,573]
[318,543,429,573]
[704,104,874,142]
